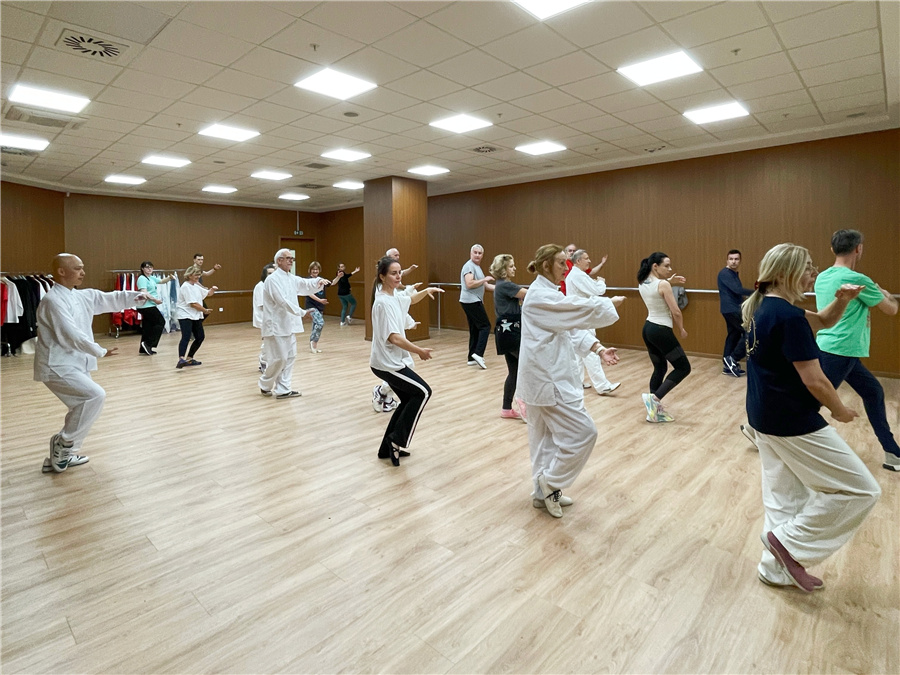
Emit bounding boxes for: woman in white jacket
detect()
[252,263,275,372]
[519,244,624,518]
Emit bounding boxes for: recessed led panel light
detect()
[408,165,449,176]
[684,102,750,125]
[511,0,592,20]
[294,68,377,101]
[334,181,364,190]
[198,124,260,142]
[251,170,292,181]
[321,149,371,162]
[618,51,703,86]
[202,185,237,194]
[515,141,566,156]
[0,133,49,151]
[430,114,493,134]
[142,155,191,168]
[279,193,310,201]
[9,84,90,113]
[105,175,146,185]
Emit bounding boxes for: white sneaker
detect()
[537,474,563,518]
[42,453,88,473]
[372,385,386,412]
[583,382,592,389]
[471,354,487,369]
[741,424,758,448]
[597,382,621,395]
[49,434,74,473]
[532,494,573,509]
[467,360,477,366]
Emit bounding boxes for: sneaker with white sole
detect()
[537,474,563,518]
[883,452,900,472]
[275,390,301,399]
[723,356,743,377]
[471,354,487,369]
[42,453,88,474]
[49,434,74,473]
[741,423,758,448]
[533,494,573,509]
[381,398,399,413]
[513,396,528,423]
[597,382,621,395]
[372,385,386,412]
[641,393,659,420]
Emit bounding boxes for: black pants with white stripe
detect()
[371,366,432,456]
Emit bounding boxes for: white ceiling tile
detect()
[754,103,823,125]
[728,72,804,101]
[597,124,651,142]
[265,125,321,143]
[709,123,768,141]
[304,1,418,44]
[94,86,173,114]
[129,46,223,84]
[429,50,516,87]
[430,88,501,114]
[560,70,635,101]
[348,87,420,114]
[689,27,783,70]
[632,114,696,133]
[666,88,743,113]
[761,1,845,24]
[614,102,677,124]
[774,2,878,49]
[1,5,44,43]
[25,46,123,84]
[385,70,464,101]
[525,52,609,87]
[511,88,580,114]
[473,71,550,101]
[158,100,224,123]
[332,47,419,87]
[128,125,192,142]
[547,1,653,48]
[809,73,884,102]
[638,1,719,23]
[177,2,293,43]
[12,67,107,97]
[181,86,256,113]
[821,102,885,124]
[587,26,680,70]
[220,114,284,134]
[1,38,29,67]
[800,53,882,88]
[542,102,606,124]
[373,20,469,68]
[426,2,533,47]
[653,126,715,142]
[229,47,314,85]
[391,101,451,124]
[265,87,332,114]
[150,20,254,66]
[500,114,557,134]
[291,114,352,134]
[204,69,285,100]
[666,4,771,47]
[332,124,390,144]
[62,126,125,143]
[46,2,173,45]
[763,113,826,133]
[109,69,196,98]
[481,24,578,70]
[592,88,658,114]
[87,101,156,124]
[642,72,723,101]
[711,52,796,87]
[788,29,880,70]
[745,89,814,112]
[81,117,140,134]
[367,132,422,149]
[566,114,629,134]
[816,90,885,114]
[315,102,383,125]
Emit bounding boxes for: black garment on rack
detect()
[1,278,39,353]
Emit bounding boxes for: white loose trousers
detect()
[259,335,296,395]
[757,425,880,579]
[577,352,612,389]
[43,367,106,449]
[529,397,598,499]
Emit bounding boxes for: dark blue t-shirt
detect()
[717,267,752,314]
[305,285,326,310]
[746,296,827,437]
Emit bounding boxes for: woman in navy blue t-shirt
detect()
[742,243,880,592]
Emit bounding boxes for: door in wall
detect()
[279,238,315,277]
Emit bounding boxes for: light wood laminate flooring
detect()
[2,320,898,673]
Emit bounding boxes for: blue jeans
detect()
[339,294,356,323]
[819,351,900,456]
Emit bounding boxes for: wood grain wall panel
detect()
[428,130,899,374]
[1,182,65,274]
[316,207,364,318]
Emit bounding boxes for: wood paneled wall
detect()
[427,130,899,375]
[0,182,65,274]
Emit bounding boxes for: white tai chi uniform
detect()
[252,280,266,371]
[34,285,144,449]
[519,274,620,500]
[565,265,614,390]
[258,268,320,395]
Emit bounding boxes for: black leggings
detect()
[140,305,166,350]
[642,321,691,400]
[371,366,432,456]
[178,319,205,358]
[503,351,518,409]
[461,301,491,359]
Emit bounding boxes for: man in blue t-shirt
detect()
[815,229,899,472]
[717,249,754,377]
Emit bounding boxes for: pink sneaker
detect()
[500,408,521,419]
[513,396,528,422]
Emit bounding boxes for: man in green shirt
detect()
[815,229,899,471]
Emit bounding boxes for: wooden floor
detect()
[2,319,898,674]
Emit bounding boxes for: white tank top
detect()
[639,276,673,327]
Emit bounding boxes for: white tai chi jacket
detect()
[518,274,619,406]
[565,264,606,299]
[261,268,321,337]
[34,285,144,381]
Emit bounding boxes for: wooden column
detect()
[363,176,429,341]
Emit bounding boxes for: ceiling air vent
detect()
[472,146,498,153]
[56,29,129,62]
[1,146,39,157]
[4,105,87,131]
[303,162,330,170]
[643,145,667,154]
[295,183,326,190]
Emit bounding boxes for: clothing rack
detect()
[1,273,54,356]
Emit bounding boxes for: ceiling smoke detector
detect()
[56,29,129,62]
[472,146,498,154]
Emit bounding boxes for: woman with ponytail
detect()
[637,252,690,422]
[742,243,879,592]
[519,244,625,518]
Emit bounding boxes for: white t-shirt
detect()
[370,290,414,371]
[175,282,209,320]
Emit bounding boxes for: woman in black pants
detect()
[490,253,527,420]
[637,252,691,422]
[175,265,217,369]
[136,261,175,355]
[369,257,442,465]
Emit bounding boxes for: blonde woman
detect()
[305,261,340,353]
[519,244,624,518]
[743,243,879,592]
[490,253,527,419]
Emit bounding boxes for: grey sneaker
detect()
[883,452,900,472]
[275,390,301,399]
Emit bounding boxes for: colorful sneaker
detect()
[655,408,675,423]
[642,393,659,420]
[500,408,521,419]
[513,396,528,423]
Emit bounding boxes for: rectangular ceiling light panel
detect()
[202,185,237,193]
[9,84,90,113]
[0,132,50,151]
[430,114,493,134]
[321,149,371,162]
[515,141,566,155]
[198,124,260,142]
[251,170,292,180]
[684,102,749,125]
[279,193,310,201]
[295,68,377,101]
[408,165,449,176]
[142,155,191,167]
[511,0,592,21]
[105,174,145,185]
[334,181,364,190]
[618,51,703,86]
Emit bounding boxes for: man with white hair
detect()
[566,249,622,395]
[36,253,149,473]
[460,244,494,368]
[259,248,328,399]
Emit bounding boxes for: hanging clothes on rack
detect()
[1,273,53,355]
